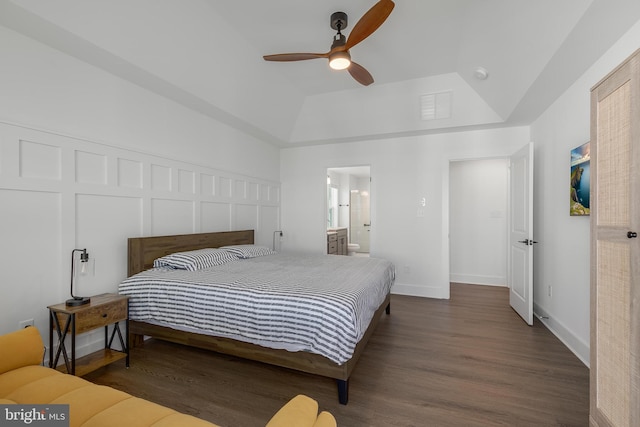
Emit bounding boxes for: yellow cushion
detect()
[4,369,90,403]
[81,396,181,427]
[51,384,131,427]
[0,327,44,374]
[314,411,337,427]
[0,365,59,398]
[266,395,329,427]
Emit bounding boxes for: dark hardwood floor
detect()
[85,284,589,426]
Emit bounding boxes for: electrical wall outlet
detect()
[19,318,34,329]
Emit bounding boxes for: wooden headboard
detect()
[127,230,254,276]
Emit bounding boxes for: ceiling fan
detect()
[262,0,395,86]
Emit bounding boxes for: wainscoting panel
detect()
[151,198,195,235]
[75,150,107,185]
[235,179,247,200]
[151,163,172,192]
[247,181,259,201]
[263,183,280,204]
[0,120,281,358]
[200,173,216,197]
[118,158,143,189]
[20,139,61,180]
[0,188,62,331]
[75,194,143,295]
[235,203,259,232]
[219,176,233,198]
[201,201,232,232]
[260,205,280,249]
[178,169,195,194]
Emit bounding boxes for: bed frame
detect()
[126,230,391,404]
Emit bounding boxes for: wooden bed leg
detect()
[337,379,349,405]
[130,333,145,348]
[386,302,391,315]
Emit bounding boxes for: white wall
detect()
[291,73,504,144]
[0,25,279,181]
[0,0,304,146]
[280,127,529,299]
[0,24,280,359]
[450,159,509,286]
[530,19,640,366]
[283,17,640,367]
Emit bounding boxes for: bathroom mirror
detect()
[327,185,339,228]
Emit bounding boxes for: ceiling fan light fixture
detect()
[263,1,395,85]
[329,50,351,70]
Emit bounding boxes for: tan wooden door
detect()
[589,48,640,427]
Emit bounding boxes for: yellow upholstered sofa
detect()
[0,327,336,427]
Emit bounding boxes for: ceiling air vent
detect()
[420,91,452,120]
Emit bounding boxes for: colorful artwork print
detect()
[570,142,590,216]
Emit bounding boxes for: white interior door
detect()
[509,142,534,325]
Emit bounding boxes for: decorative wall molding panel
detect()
[0,120,280,358]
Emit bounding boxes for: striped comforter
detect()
[118,252,395,364]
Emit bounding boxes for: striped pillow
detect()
[220,245,276,259]
[153,248,238,271]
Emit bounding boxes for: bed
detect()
[119,230,394,404]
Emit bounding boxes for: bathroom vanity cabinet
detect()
[327,228,348,255]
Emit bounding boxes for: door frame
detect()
[445,155,510,300]
[325,165,372,253]
[448,158,510,287]
[445,145,533,309]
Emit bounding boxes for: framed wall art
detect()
[570,141,590,216]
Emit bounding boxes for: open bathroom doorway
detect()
[326,166,371,256]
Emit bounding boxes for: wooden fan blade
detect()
[348,62,374,86]
[263,52,328,62]
[345,0,395,50]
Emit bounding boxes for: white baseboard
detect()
[534,302,590,367]
[450,273,506,286]
[392,283,449,299]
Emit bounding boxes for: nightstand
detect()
[48,293,129,376]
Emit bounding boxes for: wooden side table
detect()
[48,293,129,376]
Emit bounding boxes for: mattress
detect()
[118,252,395,364]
